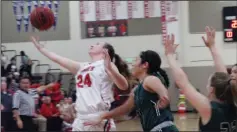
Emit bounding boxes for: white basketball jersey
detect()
[74,60,114,115]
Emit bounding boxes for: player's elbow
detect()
[116,79,129,91]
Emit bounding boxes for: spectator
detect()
[1,81,14,131]
[61,103,76,132]
[30,86,47,132]
[71,90,77,102]
[1,53,7,77]
[8,78,19,95]
[6,57,17,74]
[1,77,7,82]
[45,82,63,105]
[32,112,47,131]
[58,97,76,132]
[40,96,62,131]
[67,97,73,105]
[13,72,20,83]
[12,76,54,131]
[20,51,32,78]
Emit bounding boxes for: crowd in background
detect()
[1,51,76,131]
[1,51,137,132]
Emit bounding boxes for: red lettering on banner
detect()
[80,1,84,21]
[160,1,167,45]
[144,1,149,18]
[95,1,100,21]
[127,1,132,19]
[111,1,116,20]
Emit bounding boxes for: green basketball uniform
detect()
[199,101,237,132]
[134,73,178,132]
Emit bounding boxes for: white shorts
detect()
[72,113,116,131]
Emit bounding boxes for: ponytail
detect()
[217,78,237,107]
[230,81,237,107]
[113,54,130,78]
[158,68,170,87]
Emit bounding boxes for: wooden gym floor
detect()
[116,113,199,131]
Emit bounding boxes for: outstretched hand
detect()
[164,34,179,55]
[103,49,112,71]
[30,36,45,50]
[202,26,215,48]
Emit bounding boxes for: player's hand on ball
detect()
[202,26,216,48]
[103,49,112,71]
[30,36,45,50]
[164,34,179,55]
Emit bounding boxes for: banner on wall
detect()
[12,0,60,32]
[160,1,180,59]
[80,1,161,21]
[160,1,180,45]
[85,20,128,38]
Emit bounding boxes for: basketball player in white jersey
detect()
[30,36,129,131]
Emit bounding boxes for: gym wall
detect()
[2,1,236,111]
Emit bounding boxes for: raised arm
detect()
[30,36,81,75]
[106,63,128,90]
[202,26,227,73]
[36,83,55,93]
[103,50,128,90]
[165,34,211,124]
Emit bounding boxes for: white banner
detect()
[128,1,144,19]
[114,1,128,20]
[98,1,112,21]
[80,1,96,22]
[148,1,161,18]
[161,1,180,45]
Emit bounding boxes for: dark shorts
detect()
[12,115,36,131]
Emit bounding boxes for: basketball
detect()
[30,7,55,31]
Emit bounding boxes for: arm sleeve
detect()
[12,92,20,109]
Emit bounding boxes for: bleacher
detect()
[1,45,75,96]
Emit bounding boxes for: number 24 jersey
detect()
[74,60,114,114]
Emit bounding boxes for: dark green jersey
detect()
[199,101,237,132]
[134,74,177,131]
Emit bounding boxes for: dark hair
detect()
[10,57,16,62]
[227,68,232,74]
[19,76,31,83]
[210,72,237,106]
[140,50,170,87]
[20,51,25,56]
[103,43,130,78]
[233,64,237,67]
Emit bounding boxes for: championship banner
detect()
[113,1,128,20]
[80,1,162,21]
[160,1,180,60]
[161,1,180,45]
[127,1,144,19]
[80,1,96,22]
[98,1,112,21]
